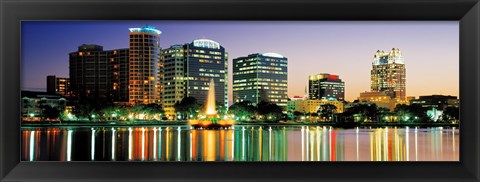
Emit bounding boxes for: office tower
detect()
[128,25,162,105]
[308,73,345,101]
[371,48,406,101]
[69,44,129,101]
[161,39,228,116]
[160,44,185,116]
[233,53,288,109]
[46,75,70,97]
[185,39,228,108]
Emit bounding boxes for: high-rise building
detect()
[161,39,228,116]
[46,75,70,97]
[308,73,345,101]
[128,25,162,105]
[371,48,406,101]
[233,53,288,109]
[69,44,129,101]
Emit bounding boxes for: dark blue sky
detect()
[21,21,459,101]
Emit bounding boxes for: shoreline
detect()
[21,121,460,128]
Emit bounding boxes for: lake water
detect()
[21,125,459,161]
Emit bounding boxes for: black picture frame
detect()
[1,0,479,181]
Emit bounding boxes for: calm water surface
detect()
[21,126,458,161]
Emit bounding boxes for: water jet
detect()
[188,79,235,129]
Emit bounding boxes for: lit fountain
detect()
[188,79,235,129]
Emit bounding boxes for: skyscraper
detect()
[232,53,288,109]
[69,44,128,100]
[161,39,228,117]
[308,73,345,101]
[371,48,406,101]
[128,25,162,105]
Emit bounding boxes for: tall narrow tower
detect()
[128,25,162,105]
[370,48,406,101]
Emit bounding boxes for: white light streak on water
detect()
[67,130,72,161]
[29,131,35,161]
[91,128,95,160]
[242,127,246,161]
[128,127,133,160]
[111,128,116,160]
[177,127,181,161]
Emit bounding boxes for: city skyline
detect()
[21,21,459,102]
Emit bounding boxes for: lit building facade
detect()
[161,45,185,116]
[287,96,304,115]
[69,44,129,101]
[308,73,345,101]
[233,53,288,109]
[358,91,397,111]
[287,98,344,114]
[21,91,66,121]
[47,75,70,97]
[410,95,459,109]
[128,25,162,105]
[371,48,406,101]
[161,39,228,116]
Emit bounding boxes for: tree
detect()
[41,105,60,120]
[144,103,165,120]
[100,105,124,121]
[406,104,430,122]
[395,104,410,122]
[442,106,459,122]
[174,97,199,119]
[256,101,283,122]
[365,104,379,120]
[216,103,228,117]
[317,104,337,121]
[73,98,114,120]
[342,103,379,122]
[228,101,256,121]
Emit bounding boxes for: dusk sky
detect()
[21,21,459,102]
